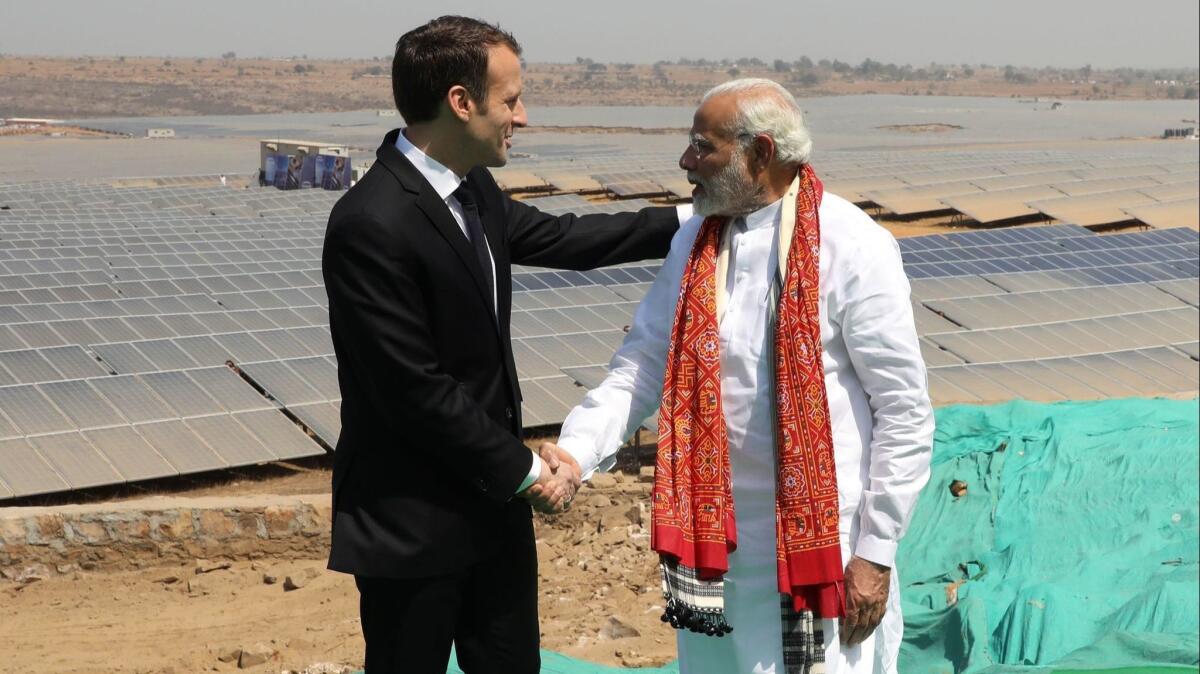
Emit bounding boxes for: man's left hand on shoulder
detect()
[841,555,891,647]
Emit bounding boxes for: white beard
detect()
[691,149,767,218]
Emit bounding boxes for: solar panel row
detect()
[1,148,1197,501]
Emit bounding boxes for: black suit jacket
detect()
[323,130,678,578]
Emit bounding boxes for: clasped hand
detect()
[520,442,582,514]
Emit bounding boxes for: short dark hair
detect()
[392,16,522,124]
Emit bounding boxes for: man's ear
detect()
[751,134,775,171]
[446,84,473,123]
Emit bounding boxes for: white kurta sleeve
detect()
[840,229,935,568]
[557,213,700,478]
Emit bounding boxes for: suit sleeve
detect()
[323,215,533,503]
[503,195,681,269]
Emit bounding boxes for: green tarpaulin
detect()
[897,398,1198,673]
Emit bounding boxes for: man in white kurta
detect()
[553,80,934,674]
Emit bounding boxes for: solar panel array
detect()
[497,148,1198,229]
[538,224,1198,424]
[900,225,1199,405]
[0,181,347,500]
[0,176,676,500]
[1,145,1197,501]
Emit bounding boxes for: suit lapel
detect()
[375,131,498,325]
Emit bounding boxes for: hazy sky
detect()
[3,0,1197,69]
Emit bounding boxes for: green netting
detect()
[898,398,1199,674]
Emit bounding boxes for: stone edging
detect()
[0,493,331,581]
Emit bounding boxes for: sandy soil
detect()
[0,434,677,674]
[1,56,1187,119]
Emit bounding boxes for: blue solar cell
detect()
[580,270,611,285]
[905,265,932,279]
[1169,259,1199,277]
[625,266,657,283]
[1024,255,1058,271]
[603,268,639,284]
[557,270,589,286]
[515,273,548,290]
[941,262,972,277]
[535,272,570,289]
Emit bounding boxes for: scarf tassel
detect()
[660,597,734,637]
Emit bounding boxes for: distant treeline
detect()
[564,57,1197,98]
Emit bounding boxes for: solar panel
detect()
[283,357,341,400]
[158,313,211,337]
[1152,279,1200,307]
[0,349,63,383]
[1028,190,1156,227]
[519,379,571,427]
[185,367,274,413]
[82,425,176,481]
[139,371,224,417]
[0,437,70,497]
[234,409,326,459]
[288,403,342,446]
[512,340,562,378]
[255,329,312,359]
[38,379,124,429]
[286,326,334,355]
[0,152,1195,500]
[173,335,233,365]
[92,342,158,374]
[10,322,66,348]
[27,432,122,489]
[0,384,74,435]
[131,420,225,474]
[183,415,275,464]
[87,375,176,423]
[924,284,1188,330]
[521,336,594,369]
[212,332,275,362]
[1123,199,1200,230]
[239,360,327,406]
[135,339,200,370]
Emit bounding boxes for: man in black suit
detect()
[322,15,681,674]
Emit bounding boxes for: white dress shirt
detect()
[557,194,934,674]
[394,131,542,493]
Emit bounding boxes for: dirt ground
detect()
[0,454,678,674]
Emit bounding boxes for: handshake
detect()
[520,442,582,514]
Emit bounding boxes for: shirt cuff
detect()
[853,533,897,568]
[515,452,542,494]
[556,436,600,481]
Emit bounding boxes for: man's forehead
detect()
[692,94,737,138]
[487,46,522,90]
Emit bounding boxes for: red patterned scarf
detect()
[652,165,844,636]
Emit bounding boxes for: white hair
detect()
[701,78,812,165]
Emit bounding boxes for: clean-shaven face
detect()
[465,45,528,168]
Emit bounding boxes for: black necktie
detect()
[452,181,495,314]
